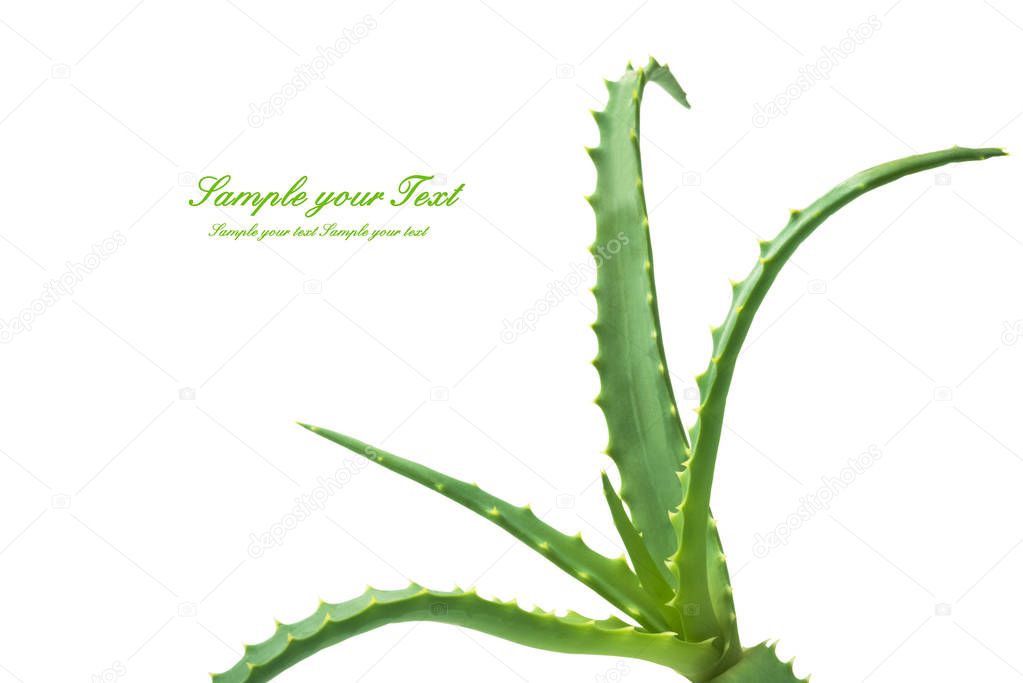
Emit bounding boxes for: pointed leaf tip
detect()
[644,58,690,109]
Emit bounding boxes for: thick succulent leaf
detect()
[588,57,692,568]
[672,146,1007,641]
[211,585,721,683]
[600,471,674,603]
[299,423,675,632]
[674,459,739,658]
[704,642,809,683]
[706,519,738,651]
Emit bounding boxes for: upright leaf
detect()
[600,471,674,602]
[588,57,692,568]
[671,146,1007,643]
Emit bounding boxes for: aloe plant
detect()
[214,59,1006,682]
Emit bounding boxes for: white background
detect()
[1,1,1022,681]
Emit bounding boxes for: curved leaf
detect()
[672,146,1007,641]
[299,423,675,632]
[211,585,720,683]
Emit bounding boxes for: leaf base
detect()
[703,642,808,683]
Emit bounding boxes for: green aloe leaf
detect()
[671,145,1008,643]
[211,585,721,683]
[600,471,674,602]
[299,423,676,632]
[587,57,693,569]
[704,642,808,683]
